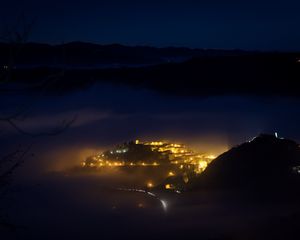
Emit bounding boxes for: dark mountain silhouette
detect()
[190,134,300,190]
[0,41,250,67]
[2,42,300,97]
[96,54,300,96]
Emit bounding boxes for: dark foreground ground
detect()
[1,173,300,240]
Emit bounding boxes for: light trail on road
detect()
[116,187,168,212]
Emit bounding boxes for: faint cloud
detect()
[0,109,115,134]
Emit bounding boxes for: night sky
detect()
[2,2,300,239]
[1,0,300,50]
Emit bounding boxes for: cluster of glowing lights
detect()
[83,139,217,177]
[144,141,164,146]
[110,149,128,154]
[83,160,161,168]
[195,160,209,174]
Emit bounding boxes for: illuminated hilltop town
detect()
[82,140,216,189]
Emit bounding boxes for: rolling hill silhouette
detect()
[2,42,300,96]
[190,134,300,190]
[0,41,248,66]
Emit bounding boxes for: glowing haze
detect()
[3,83,300,177]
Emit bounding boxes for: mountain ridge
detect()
[189,133,300,190]
[0,41,262,66]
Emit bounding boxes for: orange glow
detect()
[147,182,153,188]
[81,139,221,186]
[165,184,174,189]
[138,203,144,208]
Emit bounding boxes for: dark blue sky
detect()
[1,0,300,50]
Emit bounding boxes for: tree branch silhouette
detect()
[0,14,75,229]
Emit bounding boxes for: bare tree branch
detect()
[0,14,75,138]
[4,115,76,137]
[0,14,76,231]
[0,144,32,183]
